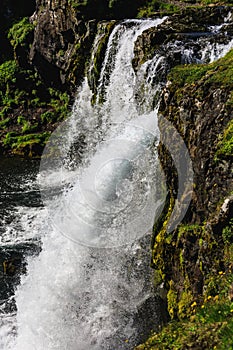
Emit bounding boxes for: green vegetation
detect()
[8,17,35,51]
[0,59,70,117]
[222,219,233,245]
[199,0,233,4]
[137,1,179,17]
[68,0,233,19]
[136,285,233,349]
[137,0,233,17]
[0,66,71,155]
[0,60,19,97]
[0,70,70,155]
[3,132,51,156]
[215,120,233,160]
[168,49,233,93]
[0,18,71,156]
[0,118,10,128]
[137,218,233,350]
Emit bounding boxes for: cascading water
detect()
[1,13,233,350]
[3,19,167,350]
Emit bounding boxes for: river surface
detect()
[0,156,43,349]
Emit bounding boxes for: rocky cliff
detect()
[134,8,233,350]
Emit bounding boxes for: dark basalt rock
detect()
[0,242,41,305]
[160,85,232,223]
[29,0,98,94]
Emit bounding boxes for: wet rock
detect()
[0,242,41,303]
[133,6,233,71]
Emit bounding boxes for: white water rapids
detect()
[0,14,233,350]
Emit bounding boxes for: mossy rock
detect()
[215,119,233,160]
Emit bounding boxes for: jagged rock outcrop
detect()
[150,49,233,320]
[133,6,233,71]
[25,0,144,93]
[29,0,97,93]
[154,80,232,301]
[136,52,233,345]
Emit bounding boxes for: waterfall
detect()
[1,14,233,350]
[8,18,167,350]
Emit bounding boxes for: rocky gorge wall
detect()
[134,7,233,349]
[0,1,233,348]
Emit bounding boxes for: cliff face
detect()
[132,11,233,349]
[30,0,97,93]
[130,8,233,348]
[153,58,233,313]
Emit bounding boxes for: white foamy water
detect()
[201,38,233,63]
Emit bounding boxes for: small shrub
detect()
[222,219,233,245]
[0,60,19,89]
[8,17,35,50]
[0,118,10,128]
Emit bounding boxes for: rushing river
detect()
[0,157,42,349]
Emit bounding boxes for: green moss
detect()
[3,132,51,156]
[178,289,194,319]
[138,214,233,349]
[137,0,179,17]
[8,17,35,50]
[153,269,163,288]
[17,115,38,133]
[3,131,18,145]
[178,224,202,237]
[167,280,178,319]
[68,0,88,8]
[0,58,71,155]
[136,272,233,349]
[0,60,19,100]
[222,219,233,246]
[215,120,233,160]
[0,118,10,128]
[168,49,233,92]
